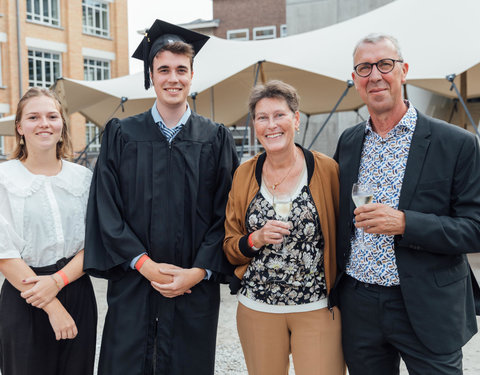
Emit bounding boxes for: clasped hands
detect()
[138,258,206,298]
[354,203,405,236]
[21,275,76,341]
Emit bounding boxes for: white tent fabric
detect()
[1,0,479,136]
[0,115,15,136]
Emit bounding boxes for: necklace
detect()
[267,149,297,191]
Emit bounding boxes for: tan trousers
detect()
[236,303,345,375]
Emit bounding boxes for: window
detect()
[82,0,110,37]
[84,57,108,152]
[230,125,262,161]
[0,44,2,87]
[85,122,101,152]
[28,49,61,88]
[280,24,287,38]
[253,26,276,40]
[26,0,60,26]
[84,58,110,81]
[0,114,3,156]
[227,28,249,41]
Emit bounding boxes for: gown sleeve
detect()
[84,119,147,279]
[191,125,239,279]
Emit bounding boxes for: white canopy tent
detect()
[1,0,479,136]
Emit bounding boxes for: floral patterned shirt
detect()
[239,174,327,309]
[346,101,417,286]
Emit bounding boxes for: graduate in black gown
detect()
[84,19,238,375]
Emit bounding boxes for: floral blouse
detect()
[239,177,327,310]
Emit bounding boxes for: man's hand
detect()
[137,258,175,284]
[354,203,405,236]
[151,266,206,298]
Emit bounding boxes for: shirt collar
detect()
[150,101,191,128]
[365,100,417,135]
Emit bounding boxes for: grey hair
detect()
[353,33,403,61]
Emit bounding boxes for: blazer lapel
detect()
[398,111,431,210]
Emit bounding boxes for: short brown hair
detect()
[150,41,195,72]
[248,80,300,118]
[11,87,72,161]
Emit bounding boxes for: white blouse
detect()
[0,159,92,267]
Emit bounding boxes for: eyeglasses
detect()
[354,58,404,77]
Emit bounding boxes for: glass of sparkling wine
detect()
[273,194,292,250]
[351,182,375,246]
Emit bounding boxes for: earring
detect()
[296,128,300,134]
[59,136,63,143]
[19,136,25,146]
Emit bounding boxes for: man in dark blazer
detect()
[334,33,480,375]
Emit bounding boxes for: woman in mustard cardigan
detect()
[223,80,345,375]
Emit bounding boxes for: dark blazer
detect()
[334,110,480,354]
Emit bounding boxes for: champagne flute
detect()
[273,193,292,252]
[351,182,375,247]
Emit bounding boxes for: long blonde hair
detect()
[11,87,72,161]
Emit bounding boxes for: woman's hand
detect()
[43,299,78,340]
[251,220,291,247]
[21,274,62,308]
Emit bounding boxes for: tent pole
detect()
[301,114,311,147]
[190,92,197,112]
[446,74,480,138]
[239,60,265,160]
[307,80,354,150]
[210,87,215,121]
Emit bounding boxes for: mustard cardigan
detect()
[223,146,340,295]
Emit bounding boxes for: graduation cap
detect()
[132,19,210,90]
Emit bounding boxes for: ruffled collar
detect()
[0,159,92,197]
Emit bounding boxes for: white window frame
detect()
[84,57,111,81]
[0,114,4,156]
[0,32,6,87]
[253,25,276,40]
[230,125,262,160]
[26,0,60,26]
[28,48,62,88]
[0,43,2,87]
[280,24,287,38]
[82,0,110,38]
[227,28,249,41]
[85,122,101,152]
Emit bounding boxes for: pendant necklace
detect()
[267,149,297,191]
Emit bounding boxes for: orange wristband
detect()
[248,233,260,251]
[55,270,69,287]
[135,254,149,271]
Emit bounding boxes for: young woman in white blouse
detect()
[0,87,97,375]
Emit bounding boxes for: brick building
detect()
[0,0,129,158]
[182,0,286,41]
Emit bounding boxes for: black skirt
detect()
[0,257,97,375]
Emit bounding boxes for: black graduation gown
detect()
[84,110,238,375]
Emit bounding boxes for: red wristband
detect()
[55,270,69,287]
[248,233,260,250]
[135,254,150,271]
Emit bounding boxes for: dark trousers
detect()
[0,259,97,375]
[339,275,463,375]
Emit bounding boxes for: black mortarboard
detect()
[132,19,210,90]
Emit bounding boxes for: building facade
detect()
[213,0,286,41]
[0,0,129,158]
